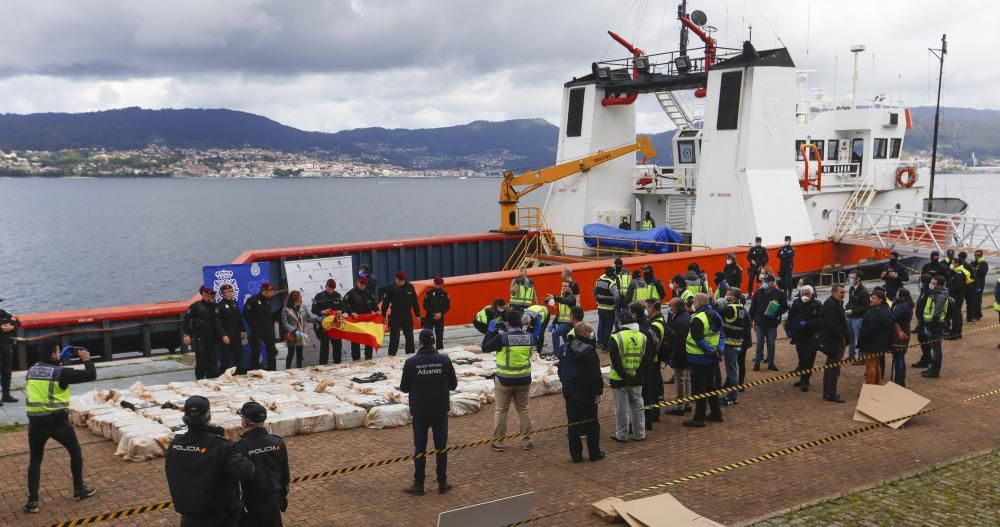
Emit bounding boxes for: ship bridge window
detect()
[890,138,902,158]
[716,71,742,130]
[566,87,585,138]
[795,140,806,161]
[813,140,824,160]
[827,140,839,161]
[874,138,889,159]
[851,138,864,164]
[678,140,697,164]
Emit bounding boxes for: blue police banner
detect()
[202,262,271,310]
[202,262,272,371]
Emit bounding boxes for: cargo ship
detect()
[10,6,996,369]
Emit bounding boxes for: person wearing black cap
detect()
[244,282,278,371]
[358,264,379,300]
[613,258,632,328]
[921,251,949,289]
[234,401,289,527]
[473,299,507,350]
[747,237,769,294]
[399,329,457,495]
[22,340,97,514]
[215,284,246,375]
[165,396,255,526]
[184,286,218,380]
[382,271,421,356]
[343,277,379,360]
[422,277,450,350]
[880,251,910,301]
[618,216,632,230]
[482,311,535,452]
[312,279,343,365]
[593,265,620,349]
[777,235,795,299]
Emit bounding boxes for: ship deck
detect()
[3,301,999,527]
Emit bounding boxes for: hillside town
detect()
[0,146,481,178]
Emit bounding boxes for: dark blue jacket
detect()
[399,346,457,418]
[555,334,603,397]
[892,301,914,340]
[858,303,893,355]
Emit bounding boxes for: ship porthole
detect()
[895,203,901,210]
[822,209,830,220]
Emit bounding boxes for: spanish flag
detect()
[322,312,386,349]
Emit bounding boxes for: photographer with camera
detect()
[0,299,20,403]
[23,340,98,514]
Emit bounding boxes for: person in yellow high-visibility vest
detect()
[682,294,725,428]
[509,267,537,315]
[641,211,656,230]
[22,340,98,514]
[482,311,535,452]
[608,309,652,442]
[547,280,577,356]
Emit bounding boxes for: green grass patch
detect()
[0,423,26,434]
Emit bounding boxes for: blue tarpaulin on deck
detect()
[583,224,684,254]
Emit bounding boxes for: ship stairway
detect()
[831,174,880,240]
[655,90,701,130]
[832,206,1000,262]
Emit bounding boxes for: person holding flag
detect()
[342,276,380,360]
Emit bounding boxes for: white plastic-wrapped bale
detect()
[251,392,301,409]
[364,404,411,429]
[528,373,548,398]
[331,405,367,430]
[336,392,393,410]
[146,390,182,406]
[455,379,496,404]
[115,422,173,461]
[111,416,165,443]
[277,404,336,434]
[543,375,563,395]
[264,412,299,437]
[69,394,109,427]
[449,392,482,417]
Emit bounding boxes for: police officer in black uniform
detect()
[243,282,278,371]
[0,299,19,403]
[343,276,379,360]
[311,279,343,365]
[422,276,451,350]
[234,402,290,527]
[747,236,769,293]
[382,271,421,356]
[183,286,218,380]
[165,396,255,527]
[399,329,457,496]
[777,235,796,299]
[215,284,246,374]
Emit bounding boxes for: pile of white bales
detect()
[68,346,563,462]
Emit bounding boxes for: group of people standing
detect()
[180,264,452,379]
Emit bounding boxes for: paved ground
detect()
[751,449,1000,527]
[2,302,998,527]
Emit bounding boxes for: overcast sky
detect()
[0,0,991,133]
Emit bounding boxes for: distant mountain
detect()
[0,105,996,171]
[0,108,560,171]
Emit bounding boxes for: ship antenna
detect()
[927,33,947,212]
[678,0,689,55]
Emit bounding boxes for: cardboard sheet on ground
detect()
[610,493,726,527]
[853,382,930,429]
[437,492,534,527]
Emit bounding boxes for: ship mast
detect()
[927,33,947,212]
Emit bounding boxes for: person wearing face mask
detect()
[880,251,910,301]
[358,264,379,301]
[665,298,693,415]
[215,284,247,374]
[777,236,796,300]
[844,270,869,362]
[858,289,893,384]
[643,301,669,429]
[712,273,730,303]
[785,285,822,392]
[719,288,748,406]
[921,251,949,289]
[185,285,219,379]
[890,288,914,387]
[723,253,743,290]
[969,250,988,323]
[747,237,769,294]
[947,254,972,339]
[749,275,787,371]
[682,294,725,428]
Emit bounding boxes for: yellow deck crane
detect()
[497,135,657,233]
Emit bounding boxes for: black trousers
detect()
[780,267,794,298]
[562,382,601,462]
[192,336,216,380]
[949,288,964,336]
[748,266,761,293]
[642,365,664,425]
[966,285,981,321]
[315,330,343,365]
[795,337,818,384]
[0,341,13,396]
[412,415,448,483]
[249,327,277,371]
[535,317,549,353]
[424,316,445,350]
[285,345,303,370]
[27,413,83,502]
[690,362,721,422]
[737,341,750,385]
[240,494,283,527]
[219,335,243,374]
[916,328,932,364]
[351,342,373,361]
[181,511,239,527]
[388,315,415,356]
[822,341,845,399]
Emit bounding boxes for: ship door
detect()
[851,138,865,175]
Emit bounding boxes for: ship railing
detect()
[796,97,908,119]
[832,206,1000,260]
[632,167,696,193]
[549,232,709,261]
[593,46,742,79]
